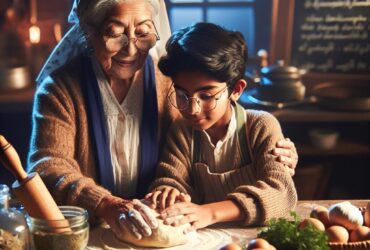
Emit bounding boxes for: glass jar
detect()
[0,184,29,250]
[27,206,89,250]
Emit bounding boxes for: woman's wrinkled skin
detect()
[89,1,153,102]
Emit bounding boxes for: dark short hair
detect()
[158,22,248,86]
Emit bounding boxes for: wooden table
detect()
[87,200,369,250]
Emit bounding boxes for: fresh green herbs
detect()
[257,212,329,250]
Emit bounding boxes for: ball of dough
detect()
[116,210,189,248]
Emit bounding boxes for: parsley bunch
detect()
[257,212,329,250]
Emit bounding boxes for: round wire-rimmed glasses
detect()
[168,85,230,112]
[102,20,160,53]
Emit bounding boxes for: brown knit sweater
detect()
[27,55,178,217]
[150,110,297,225]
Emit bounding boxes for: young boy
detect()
[147,23,297,233]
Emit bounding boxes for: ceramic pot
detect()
[256,62,306,102]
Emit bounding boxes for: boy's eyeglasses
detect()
[168,85,229,111]
[102,20,160,53]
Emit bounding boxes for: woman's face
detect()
[90,1,155,80]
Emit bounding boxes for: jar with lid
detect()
[0,184,29,250]
[27,206,89,250]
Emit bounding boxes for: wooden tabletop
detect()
[87,200,369,250]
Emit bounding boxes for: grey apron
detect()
[192,103,253,203]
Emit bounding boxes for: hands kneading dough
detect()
[116,209,190,248]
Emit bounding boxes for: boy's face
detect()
[171,71,234,132]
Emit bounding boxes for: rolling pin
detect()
[0,135,67,223]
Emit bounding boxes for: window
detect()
[165,0,272,58]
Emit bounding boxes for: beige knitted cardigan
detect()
[27,55,178,217]
[150,110,297,225]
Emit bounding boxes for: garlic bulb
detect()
[328,202,363,231]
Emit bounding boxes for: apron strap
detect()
[235,103,252,166]
[192,130,202,164]
[192,103,252,166]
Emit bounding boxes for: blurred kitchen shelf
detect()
[0,87,35,113]
[271,107,370,123]
[239,92,370,122]
[297,139,370,156]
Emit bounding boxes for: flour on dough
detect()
[116,210,189,248]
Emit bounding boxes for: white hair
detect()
[78,0,159,32]
[36,0,170,84]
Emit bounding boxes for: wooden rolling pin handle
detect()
[0,135,28,181]
[0,135,69,232]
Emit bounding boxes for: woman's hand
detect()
[95,195,158,240]
[160,202,214,233]
[273,138,298,175]
[145,187,191,211]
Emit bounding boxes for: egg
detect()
[310,205,330,228]
[365,201,370,227]
[326,225,349,243]
[328,202,363,230]
[220,243,242,250]
[246,238,271,250]
[349,226,370,242]
[299,218,325,231]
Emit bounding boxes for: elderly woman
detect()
[28,0,298,240]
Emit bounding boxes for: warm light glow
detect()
[30,0,37,24]
[53,23,62,42]
[29,25,41,44]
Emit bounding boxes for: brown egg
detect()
[365,201,370,227]
[310,206,330,228]
[349,226,370,242]
[220,243,242,250]
[326,225,349,243]
[299,218,325,231]
[246,238,271,250]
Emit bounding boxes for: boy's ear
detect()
[230,79,247,102]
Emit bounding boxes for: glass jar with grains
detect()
[0,184,29,250]
[27,206,89,250]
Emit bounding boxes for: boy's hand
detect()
[145,187,191,211]
[160,202,214,233]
